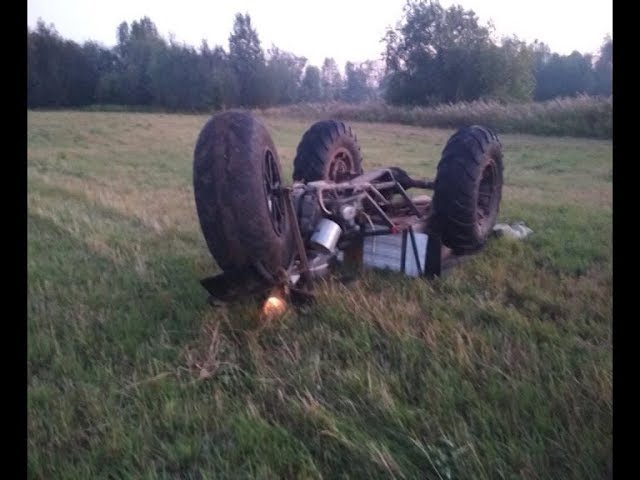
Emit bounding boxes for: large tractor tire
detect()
[430,125,504,255]
[292,120,363,182]
[193,111,294,280]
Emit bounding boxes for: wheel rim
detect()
[327,148,353,182]
[476,160,498,235]
[263,149,285,236]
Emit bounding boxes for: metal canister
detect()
[310,219,342,254]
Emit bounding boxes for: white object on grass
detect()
[492,222,533,240]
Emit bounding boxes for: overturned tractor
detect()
[193,112,503,309]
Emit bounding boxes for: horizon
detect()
[27,0,612,69]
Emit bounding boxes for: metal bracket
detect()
[281,186,314,289]
[423,233,442,278]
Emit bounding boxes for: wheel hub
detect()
[263,149,285,236]
[328,148,353,182]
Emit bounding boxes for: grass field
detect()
[28,111,612,479]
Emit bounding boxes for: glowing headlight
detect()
[262,295,287,317]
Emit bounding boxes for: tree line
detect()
[27,14,378,110]
[383,1,611,105]
[28,1,611,111]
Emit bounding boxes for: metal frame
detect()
[200,168,472,303]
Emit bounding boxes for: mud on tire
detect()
[193,111,293,279]
[430,125,504,255]
[293,120,363,182]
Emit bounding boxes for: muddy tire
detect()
[430,125,504,255]
[292,120,363,182]
[193,111,293,279]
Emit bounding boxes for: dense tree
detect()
[28,21,99,107]
[199,41,237,109]
[592,36,612,96]
[113,17,166,105]
[320,57,343,101]
[383,0,490,104]
[530,37,611,100]
[265,47,306,104]
[149,42,211,111]
[81,41,117,100]
[383,0,535,105]
[27,10,611,111]
[300,65,322,102]
[228,13,268,107]
[342,62,377,103]
[482,37,535,101]
[534,50,594,100]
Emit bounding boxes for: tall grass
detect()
[260,96,612,139]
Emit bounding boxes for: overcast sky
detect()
[27,0,612,68]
